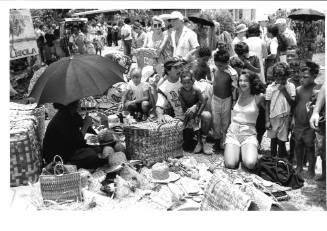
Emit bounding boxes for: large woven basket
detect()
[123,119,184,166]
[201,173,252,211]
[10,103,46,145]
[39,156,83,204]
[10,117,42,187]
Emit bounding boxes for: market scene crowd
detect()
[10,8,326,211]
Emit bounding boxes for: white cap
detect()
[275,18,287,25]
[170,11,184,20]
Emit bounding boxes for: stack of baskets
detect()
[123,118,184,166]
[10,103,45,187]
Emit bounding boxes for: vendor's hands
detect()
[309,112,320,130]
[265,121,272,130]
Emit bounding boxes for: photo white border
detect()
[1,1,326,231]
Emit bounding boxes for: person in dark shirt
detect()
[287,59,301,163]
[234,42,261,74]
[294,61,320,179]
[212,49,238,150]
[42,100,106,169]
[107,22,113,47]
[192,46,212,81]
[178,71,208,154]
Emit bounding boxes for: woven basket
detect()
[123,119,184,166]
[10,103,46,145]
[201,174,252,211]
[39,156,83,204]
[10,118,42,187]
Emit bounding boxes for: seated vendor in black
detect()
[42,100,107,169]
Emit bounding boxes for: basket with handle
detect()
[39,155,83,205]
[123,118,184,166]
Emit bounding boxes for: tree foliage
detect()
[202,9,234,33]
[30,9,70,26]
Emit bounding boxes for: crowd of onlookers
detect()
[117,11,325,181]
[34,11,325,181]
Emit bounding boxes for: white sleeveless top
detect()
[232,96,259,125]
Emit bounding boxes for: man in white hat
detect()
[275,18,297,48]
[232,23,248,50]
[168,11,199,62]
[275,18,297,63]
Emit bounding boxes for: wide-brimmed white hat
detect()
[235,23,248,34]
[275,18,287,25]
[170,11,184,20]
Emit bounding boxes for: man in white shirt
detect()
[156,58,212,153]
[275,18,297,48]
[120,18,133,58]
[168,11,200,62]
[156,58,185,121]
[232,23,247,49]
[275,18,297,63]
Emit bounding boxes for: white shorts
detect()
[225,122,258,147]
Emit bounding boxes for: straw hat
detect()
[235,23,248,34]
[151,162,180,183]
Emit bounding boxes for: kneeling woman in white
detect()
[224,70,266,170]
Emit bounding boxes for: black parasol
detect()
[288,9,325,21]
[188,13,214,27]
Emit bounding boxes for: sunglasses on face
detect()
[153,24,162,28]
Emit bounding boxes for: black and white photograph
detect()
[4,0,327,220]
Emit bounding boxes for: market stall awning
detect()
[71,9,121,17]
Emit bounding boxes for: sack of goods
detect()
[39,155,83,205]
[10,115,42,187]
[123,116,184,166]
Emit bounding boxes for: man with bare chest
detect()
[211,49,238,150]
